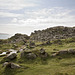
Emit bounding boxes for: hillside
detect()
[30,26,75,41]
[0,26,75,75]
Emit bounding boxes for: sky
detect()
[0,0,75,35]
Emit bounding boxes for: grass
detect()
[0,38,75,75]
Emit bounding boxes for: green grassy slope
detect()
[0,38,75,75]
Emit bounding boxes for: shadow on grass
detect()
[3,67,25,75]
[54,72,69,75]
[3,67,17,75]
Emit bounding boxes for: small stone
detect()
[40,48,45,54]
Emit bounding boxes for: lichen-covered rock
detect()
[3,62,9,67]
[68,49,75,54]
[57,50,68,55]
[26,53,37,59]
[6,53,17,60]
[11,63,21,69]
[39,48,48,58]
[20,51,36,59]
[40,52,48,58]
[8,33,29,43]
[3,62,20,69]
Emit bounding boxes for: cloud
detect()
[0,11,23,18]
[11,18,18,23]
[10,7,75,27]
[0,0,37,10]
[0,7,75,35]
[1,7,75,28]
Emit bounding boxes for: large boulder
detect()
[26,53,37,59]
[57,50,68,55]
[39,48,48,58]
[3,62,20,69]
[20,51,37,59]
[3,62,9,67]
[68,49,75,54]
[40,52,48,58]
[6,53,17,60]
[11,63,21,69]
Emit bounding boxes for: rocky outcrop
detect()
[26,53,37,59]
[20,48,48,59]
[6,53,17,60]
[20,51,36,59]
[8,33,29,43]
[30,26,75,41]
[3,62,21,69]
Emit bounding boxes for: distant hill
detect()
[0,33,9,35]
[0,33,10,39]
[30,26,75,41]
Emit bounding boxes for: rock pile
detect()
[8,33,29,43]
[52,49,75,57]
[30,26,75,41]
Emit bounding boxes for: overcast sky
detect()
[0,0,75,35]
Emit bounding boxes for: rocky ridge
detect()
[30,26,75,41]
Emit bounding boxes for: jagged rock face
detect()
[30,26,75,41]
